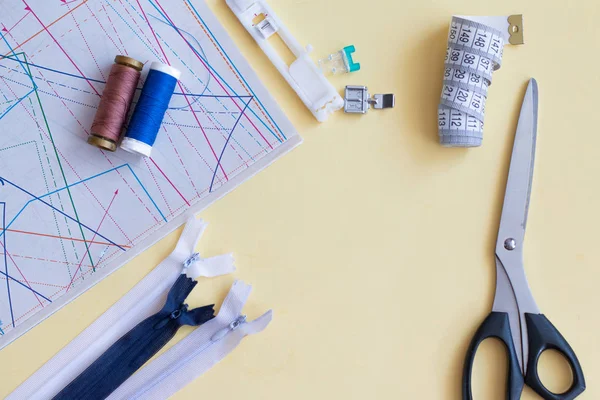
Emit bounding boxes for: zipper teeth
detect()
[129,316,244,399]
[8,218,210,400]
[26,263,180,399]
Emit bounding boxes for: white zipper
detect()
[126,315,248,400]
[107,281,272,400]
[8,217,235,400]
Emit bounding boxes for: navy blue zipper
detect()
[53,274,214,400]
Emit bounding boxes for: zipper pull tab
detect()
[170,304,188,320]
[183,253,201,269]
[154,304,188,330]
[211,315,247,342]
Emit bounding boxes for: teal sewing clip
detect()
[319,45,361,75]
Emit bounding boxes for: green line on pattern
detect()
[24,53,95,272]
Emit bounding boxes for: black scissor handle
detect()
[524,313,586,400]
[462,311,524,400]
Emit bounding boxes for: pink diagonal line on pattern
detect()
[66,190,119,292]
[2,12,31,35]
[133,0,229,181]
[21,0,101,96]
[0,241,44,308]
[149,157,190,207]
[99,3,128,55]
[65,3,107,81]
[153,0,274,151]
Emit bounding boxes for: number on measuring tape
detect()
[439,16,517,147]
[438,107,484,131]
[447,17,505,68]
[438,107,485,144]
[443,67,490,97]
[445,47,495,83]
[441,84,486,121]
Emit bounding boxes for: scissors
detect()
[462,79,586,400]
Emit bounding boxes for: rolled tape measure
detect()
[438,15,524,147]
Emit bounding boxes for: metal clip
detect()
[183,252,201,269]
[344,86,395,114]
[507,15,524,45]
[372,94,396,109]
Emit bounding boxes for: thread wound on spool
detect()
[121,63,180,157]
[88,55,143,152]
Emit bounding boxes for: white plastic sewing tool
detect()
[226,0,344,122]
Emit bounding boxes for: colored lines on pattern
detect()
[22,0,101,96]
[3,228,130,249]
[2,0,89,56]
[1,203,14,328]
[65,188,119,288]
[151,0,283,147]
[0,39,37,121]
[0,202,53,329]
[1,41,96,270]
[210,97,253,192]
[183,0,286,142]
[0,164,166,245]
[0,0,291,336]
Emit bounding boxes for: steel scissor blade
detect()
[496,79,538,251]
[493,79,541,374]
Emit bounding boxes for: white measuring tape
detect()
[438,15,524,147]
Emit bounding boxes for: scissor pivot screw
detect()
[504,238,517,251]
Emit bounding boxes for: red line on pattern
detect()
[162,111,223,193]
[143,158,174,216]
[66,3,106,81]
[182,0,281,141]
[2,12,31,35]
[21,0,101,96]
[4,228,130,248]
[3,1,88,57]
[161,118,204,197]
[66,190,119,292]
[0,241,44,308]
[30,68,160,229]
[154,0,274,151]
[100,3,127,55]
[114,0,161,57]
[3,18,170,224]
[1,65,152,256]
[0,71,137,246]
[149,158,190,207]
[132,0,229,181]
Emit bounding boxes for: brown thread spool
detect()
[88,55,144,152]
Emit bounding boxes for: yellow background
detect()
[1,0,599,398]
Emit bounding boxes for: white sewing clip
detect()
[226,0,344,122]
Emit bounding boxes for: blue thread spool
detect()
[121,62,181,157]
